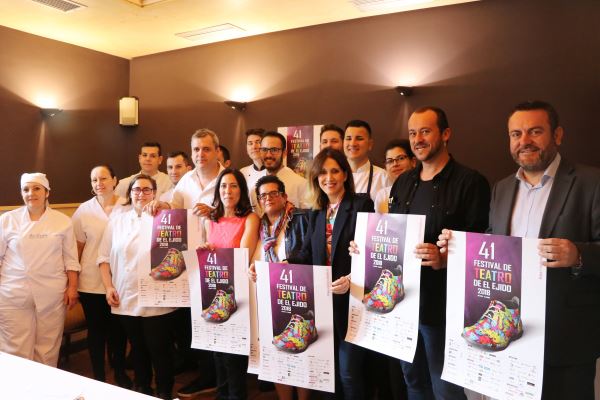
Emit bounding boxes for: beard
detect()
[264,157,283,173]
[512,144,557,172]
[416,138,444,163]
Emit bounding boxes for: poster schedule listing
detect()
[346,212,425,363]
[256,261,335,393]
[442,231,546,400]
[185,247,250,356]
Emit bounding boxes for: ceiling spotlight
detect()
[224,100,247,111]
[40,108,63,118]
[395,86,413,96]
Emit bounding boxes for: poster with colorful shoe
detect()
[138,209,203,307]
[345,212,425,363]
[256,261,335,393]
[442,231,546,400]
[278,125,322,178]
[186,247,250,355]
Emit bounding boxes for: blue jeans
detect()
[338,340,367,400]
[400,324,466,400]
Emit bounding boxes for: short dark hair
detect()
[218,145,231,162]
[384,139,414,159]
[308,148,355,210]
[92,164,117,179]
[245,128,265,138]
[412,106,449,133]
[141,142,162,156]
[509,100,560,131]
[255,175,286,198]
[262,131,287,151]
[320,124,344,139]
[166,151,192,166]
[210,169,252,221]
[124,174,156,206]
[345,120,372,137]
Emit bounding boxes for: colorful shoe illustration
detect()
[272,310,318,353]
[201,286,237,323]
[462,296,523,351]
[149,248,186,281]
[362,265,405,313]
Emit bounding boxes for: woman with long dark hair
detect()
[289,148,374,399]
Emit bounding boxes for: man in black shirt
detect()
[389,106,490,399]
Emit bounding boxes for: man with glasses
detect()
[375,139,416,213]
[253,131,310,211]
[115,141,172,199]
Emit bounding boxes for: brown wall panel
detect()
[130,0,600,187]
[0,25,130,205]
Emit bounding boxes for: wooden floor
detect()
[59,343,279,400]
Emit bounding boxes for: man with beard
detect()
[388,106,490,399]
[252,131,310,211]
[439,101,600,399]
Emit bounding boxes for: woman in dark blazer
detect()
[289,148,374,400]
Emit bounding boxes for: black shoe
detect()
[176,378,217,397]
[114,371,133,390]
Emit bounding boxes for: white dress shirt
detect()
[0,207,80,311]
[170,165,225,209]
[352,160,389,202]
[72,197,126,294]
[115,171,173,200]
[97,208,174,317]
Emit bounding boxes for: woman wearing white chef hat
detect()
[0,172,80,367]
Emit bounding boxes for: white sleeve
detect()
[71,206,86,243]
[63,220,82,272]
[170,187,184,209]
[0,216,6,268]
[97,218,114,265]
[114,176,130,198]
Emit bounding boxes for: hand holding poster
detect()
[186,248,250,355]
[442,231,546,400]
[345,212,425,362]
[256,261,335,393]
[138,209,202,307]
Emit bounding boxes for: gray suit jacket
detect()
[488,157,600,365]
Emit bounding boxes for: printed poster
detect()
[442,231,546,400]
[138,209,202,307]
[185,248,250,355]
[346,212,425,362]
[247,279,260,374]
[256,262,335,393]
[278,125,322,177]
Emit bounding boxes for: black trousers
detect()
[79,292,127,381]
[214,352,248,400]
[116,312,175,396]
[541,361,597,400]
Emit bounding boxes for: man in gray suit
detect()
[440,100,600,399]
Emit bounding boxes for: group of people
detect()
[0,100,597,400]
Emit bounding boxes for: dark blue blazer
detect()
[289,192,374,339]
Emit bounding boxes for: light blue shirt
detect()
[510,153,561,238]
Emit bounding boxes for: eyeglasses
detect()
[257,191,282,201]
[131,187,154,195]
[259,147,283,155]
[385,155,409,165]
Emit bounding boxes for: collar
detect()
[354,159,372,174]
[515,153,561,188]
[253,163,264,171]
[409,156,455,182]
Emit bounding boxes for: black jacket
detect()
[282,209,309,261]
[289,192,374,339]
[389,157,490,325]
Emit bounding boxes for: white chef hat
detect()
[20,172,51,191]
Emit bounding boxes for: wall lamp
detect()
[395,86,413,96]
[224,100,247,112]
[40,108,63,117]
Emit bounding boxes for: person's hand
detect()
[414,243,446,270]
[348,241,360,255]
[538,238,580,268]
[105,286,120,307]
[143,200,170,216]
[197,242,216,251]
[248,263,257,283]
[64,285,79,310]
[331,274,351,294]
[192,203,212,218]
[437,229,453,255]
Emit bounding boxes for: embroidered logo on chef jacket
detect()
[28,233,49,239]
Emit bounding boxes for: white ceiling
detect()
[0,0,477,59]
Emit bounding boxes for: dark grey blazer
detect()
[488,157,600,365]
